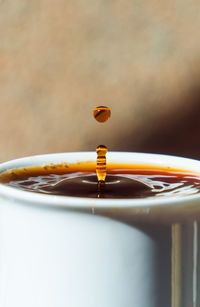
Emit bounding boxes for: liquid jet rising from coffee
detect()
[93,106,111,183]
[96,145,107,182]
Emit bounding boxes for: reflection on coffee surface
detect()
[1,162,200,199]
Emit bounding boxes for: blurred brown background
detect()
[0,0,200,162]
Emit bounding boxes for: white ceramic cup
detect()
[0,152,200,307]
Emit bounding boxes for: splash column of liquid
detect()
[93,106,111,184]
[96,145,107,182]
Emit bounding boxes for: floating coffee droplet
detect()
[93,106,111,123]
[96,145,107,183]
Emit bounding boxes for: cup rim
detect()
[0,151,200,212]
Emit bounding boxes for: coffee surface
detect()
[1,162,200,199]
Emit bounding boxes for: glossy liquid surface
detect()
[1,162,200,199]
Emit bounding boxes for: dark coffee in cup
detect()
[1,161,200,199]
